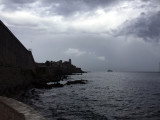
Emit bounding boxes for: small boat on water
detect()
[107,69,113,72]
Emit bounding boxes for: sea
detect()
[18,72,160,120]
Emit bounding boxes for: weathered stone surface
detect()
[0,20,35,70]
[0,96,46,120]
[0,20,35,91]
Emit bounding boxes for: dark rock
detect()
[66,79,87,85]
[50,83,64,88]
[57,118,69,120]
[34,82,64,89]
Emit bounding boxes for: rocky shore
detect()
[32,59,86,87]
[33,79,88,89]
[0,20,87,97]
[0,59,86,97]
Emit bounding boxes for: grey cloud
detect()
[1,0,119,16]
[117,11,160,42]
[0,0,35,12]
[41,0,118,16]
[9,23,160,72]
[1,0,160,72]
[2,0,33,4]
[141,0,160,3]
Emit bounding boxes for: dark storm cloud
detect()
[117,11,160,42]
[0,0,34,12]
[1,0,119,16]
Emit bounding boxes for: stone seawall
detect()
[0,21,35,70]
[0,20,36,92]
[0,96,46,120]
[0,66,34,94]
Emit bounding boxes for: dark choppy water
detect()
[18,72,160,120]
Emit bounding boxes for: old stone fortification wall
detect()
[0,21,35,90]
[0,66,33,93]
[0,96,46,120]
[0,21,35,70]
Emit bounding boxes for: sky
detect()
[0,0,160,72]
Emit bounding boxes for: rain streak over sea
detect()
[18,72,160,120]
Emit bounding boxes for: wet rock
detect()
[57,118,69,120]
[50,83,64,88]
[66,79,87,85]
[34,82,64,89]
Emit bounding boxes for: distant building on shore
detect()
[36,59,84,75]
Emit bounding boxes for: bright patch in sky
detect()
[97,56,106,61]
[64,48,86,56]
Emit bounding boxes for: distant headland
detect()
[0,20,85,95]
